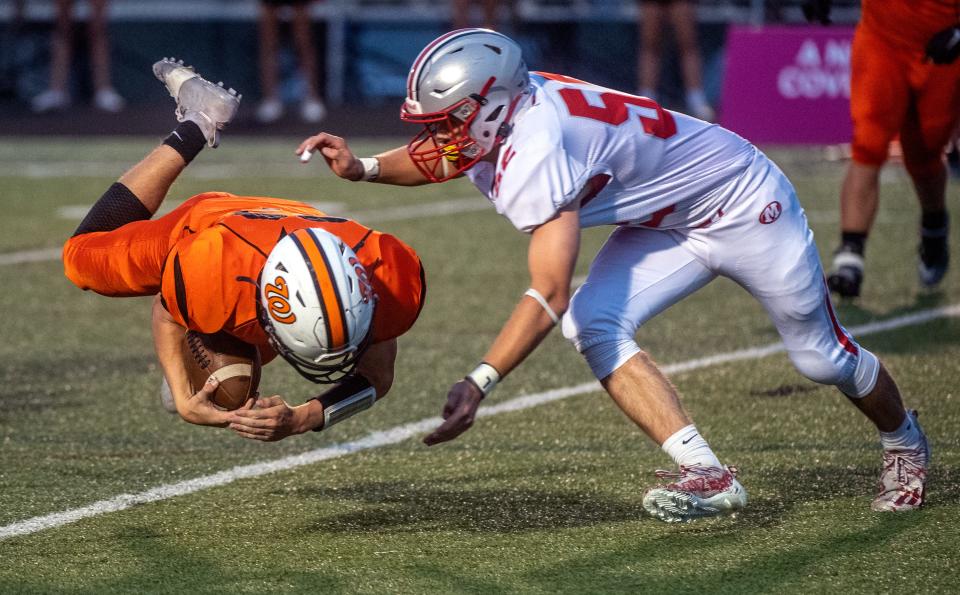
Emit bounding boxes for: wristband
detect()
[310,375,377,431]
[465,362,501,397]
[358,157,380,182]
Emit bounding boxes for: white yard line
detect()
[0,248,62,266]
[2,198,488,267]
[2,302,958,541]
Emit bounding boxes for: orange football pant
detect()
[850,25,960,179]
[63,194,210,297]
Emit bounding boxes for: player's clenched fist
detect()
[296,132,365,181]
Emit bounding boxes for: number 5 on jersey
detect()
[538,72,677,140]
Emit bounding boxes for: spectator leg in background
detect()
[637,0,665,100]
[32,0,74,112]
[89,0,124,112]
[669,0,713,121]
[292,2,325,123]
[257,3,284,123]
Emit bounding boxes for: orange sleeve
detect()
[160,230,231,333]
[369,233,426,343]
[160,227,279,362]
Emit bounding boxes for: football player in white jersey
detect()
[297,29,929,521]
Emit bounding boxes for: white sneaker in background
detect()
[690,102,716,123]
[685,88,716,122]
[93,88,126,113]
[300,97,327,123]
[31,89,70,113]
[256,98,284,124]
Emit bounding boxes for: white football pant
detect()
[562,154,879,398]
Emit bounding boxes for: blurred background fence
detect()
[0,0,862,140]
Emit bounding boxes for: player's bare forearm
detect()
[151,295,230,426]
[483,300,562,376]
[152,295,191,407]
[484,207,580,376]
[355,339,398,396]
[423,207,580,446]
[371,146,434,186]
[296,132,432,186]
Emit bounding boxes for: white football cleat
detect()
[643,465,747,523]
[872,410,929,512]
[153,57,241,147]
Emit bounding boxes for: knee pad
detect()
[577,336,642,381]
[838,347,880,398]
[561,305,641,380]
[788,345,878,398]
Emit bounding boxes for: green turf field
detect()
[0,137,957,593]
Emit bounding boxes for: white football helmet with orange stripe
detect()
[401,28,530,182]
[258,228,375,383]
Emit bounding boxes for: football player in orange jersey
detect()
[806,0,960,297]
[62,59,425,442]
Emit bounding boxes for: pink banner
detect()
[720,25,855,144]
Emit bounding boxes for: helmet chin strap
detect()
[492,89,531,146]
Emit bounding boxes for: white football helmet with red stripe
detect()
[258,228,375,383]
[402,28,530,182]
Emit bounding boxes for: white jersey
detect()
[464,73,759,233]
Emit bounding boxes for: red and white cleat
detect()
[642,465,747,523]
[872,411,930,512]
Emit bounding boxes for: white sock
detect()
[879,413,922,451]
[661,424,722,469]
[639,87,657,101]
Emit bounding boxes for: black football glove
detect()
[802,0,832,25]
[926,26,960,65]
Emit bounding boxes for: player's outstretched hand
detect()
[179,377,232,427]
[227,395,300,442]
[296,132,365,181]
[423,380,484,446]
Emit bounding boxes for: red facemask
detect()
[401,96,485,183]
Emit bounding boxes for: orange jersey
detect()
[64,193,425,361]
[861,0,959,53]
[849,2,960,169]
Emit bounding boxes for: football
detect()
[182,330,262,410]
